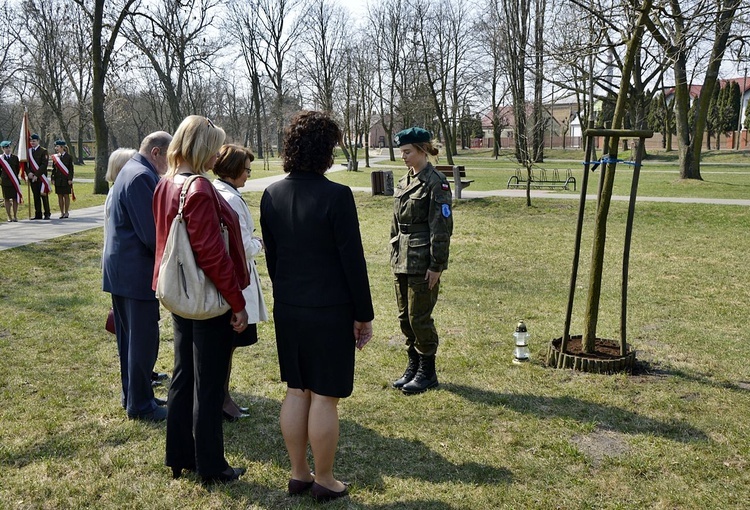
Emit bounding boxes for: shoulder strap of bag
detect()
[178,174,224,221]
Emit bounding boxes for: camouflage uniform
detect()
[390,162,453,356]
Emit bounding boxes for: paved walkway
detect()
[1,173,748,251]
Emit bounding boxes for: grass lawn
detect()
[1,183,749,508]
[329,147,750,200]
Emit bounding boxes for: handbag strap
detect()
[177,174,224,224]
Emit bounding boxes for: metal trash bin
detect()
[371,170,394,196]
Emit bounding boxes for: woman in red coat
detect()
[152,115,249,484]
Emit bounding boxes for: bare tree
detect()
[122,0,223,132]
[368,0,411,161]
[73,0,139,194]
[296,0,349,113]
[62,4,94,164]
[414,0,476,164]
[226,0,269,159]
[16,0,77,153]
[251,0,302,152]
[645,0,746,179]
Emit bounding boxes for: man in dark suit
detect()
[102,131,172,422]
[27,134,51,219]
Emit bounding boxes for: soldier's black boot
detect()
[392,346,419,389]
[401,354,438,395]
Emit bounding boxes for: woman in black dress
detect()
[260,111,374,502]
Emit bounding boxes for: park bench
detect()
[506,168,577,191]
[435,165,474,199]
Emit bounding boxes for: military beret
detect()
[394,127,431,147]
[0,141,11,148]
[30,133,40,140]
[54,140,66,146]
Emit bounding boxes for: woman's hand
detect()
[231,309,249,333]
[354,320,373,350]
[425,269,442,290]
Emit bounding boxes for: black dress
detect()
[260,171,374,398]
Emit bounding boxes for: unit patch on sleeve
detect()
[441,203,452,218]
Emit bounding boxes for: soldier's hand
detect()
[425,269,442,290]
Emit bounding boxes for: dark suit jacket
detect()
[102,153,160,301]
[29,146,49,177]
[260,171,374,323]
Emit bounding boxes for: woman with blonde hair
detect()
[152,115,250,484]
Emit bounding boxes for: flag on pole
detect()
[17,111,30,182]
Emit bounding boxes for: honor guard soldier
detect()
[390,127,453,395]
[28,134,51,219]
[51,140,74,218]
[0,140,21,222]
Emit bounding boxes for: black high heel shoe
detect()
[223,410,250,422]
[201,466,246,485]
[311,481,349,502]
[171,466,195,479]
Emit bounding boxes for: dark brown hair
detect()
[414,141,439,157]
[212,144,255,180]
[282,111,341,174]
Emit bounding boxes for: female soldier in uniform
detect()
[390,127,453,395]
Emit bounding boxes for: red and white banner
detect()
[17,111,30,181]
[0,157,23,203]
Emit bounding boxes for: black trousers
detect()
[111,294,160,416]
[30,180,50,218]
[166,311,233,477]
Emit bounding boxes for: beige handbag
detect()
[155,174,231,320]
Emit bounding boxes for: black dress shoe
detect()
[128,406,167,422]
[311,481,349,502]
[151,371,168,381]
[223,411,250,422]
[288,477,315,495]
[201,466,246,484]
[154,397,167,406]
[238,406,249,413]
[171,465,195,479]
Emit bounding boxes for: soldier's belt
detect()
[398,223,430,234]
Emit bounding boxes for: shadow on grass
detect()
[634,359,750,393]
[441,383,708,443]
[225,396,512,493]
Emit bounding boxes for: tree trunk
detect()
[582,0,653,353]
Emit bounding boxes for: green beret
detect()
[394,127,431,147]
[30,133,40,140]
[0,141,11,148]
[54,140,66,146]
